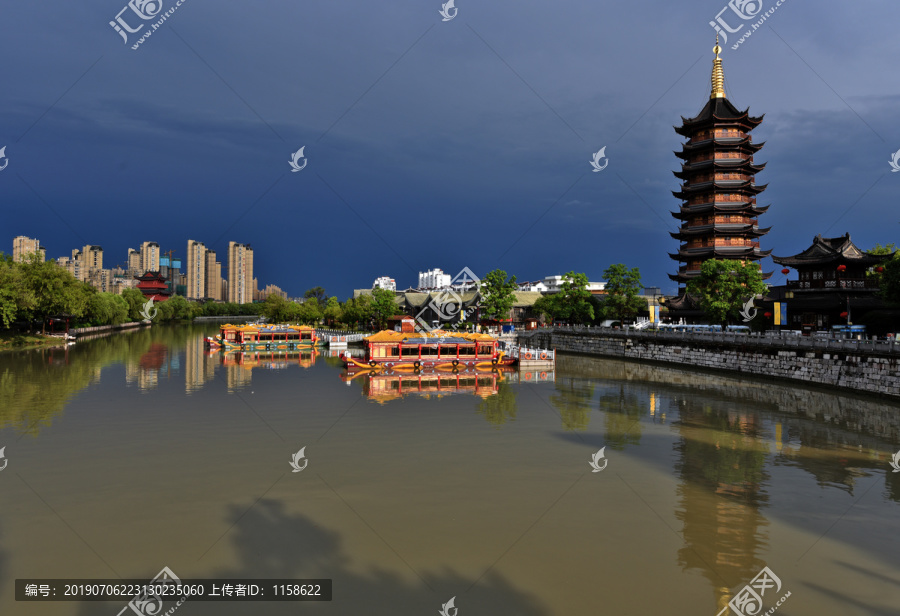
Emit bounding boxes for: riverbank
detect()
[0,331,69,352]
[518,327,900,399]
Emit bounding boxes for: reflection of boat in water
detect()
[341,330,515,372]
[206,324,318,351]
[217,348,319,370]
[342,367,512,403]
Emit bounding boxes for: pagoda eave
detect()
[670,248,772,259]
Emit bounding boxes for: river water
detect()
[1,323,899,615]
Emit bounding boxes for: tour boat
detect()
[205,323,318,351]
[341,330,515,372]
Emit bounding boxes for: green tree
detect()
[260,295,292,323]
[371,288,398,330]
[340,295,372,329]
[480,269,518,322]
[296,298,323,324]
[597,264,645,324]
[323,296,343,325]
[121,288,147,322]
[304,287,327,306]
[0,254,34,328]
[528,273,594,324]
[19,256,90,332]
[870,243,898,255]
[532,295,560,323]
[86,292,130,325]
[557,272,594,324]
[686,259,768,327]
[162,295,194,321]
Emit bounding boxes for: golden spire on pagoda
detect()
[710,34,726,99]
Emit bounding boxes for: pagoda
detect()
[135,271,172,302]
[669,37,771,287]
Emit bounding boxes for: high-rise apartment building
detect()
[259,284,287,300]
[81,245,103,282]
[13,236,45,262]
[141,241,160,273]
[205,250,220,302]
[57,251,81,281]
[186,240,207,300]
[227,242,253,304]
[127,248,141,274]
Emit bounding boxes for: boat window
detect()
[459,345,476,356]
[420,345,438,356]
[390,347,400,357]
[439,346,457,356]
[301,332,311,340]
[401,347,419,357]
[477,345,493,356]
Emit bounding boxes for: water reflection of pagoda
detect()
[674,397,770,612]
[668,38,771,297]
[125,342,169,390]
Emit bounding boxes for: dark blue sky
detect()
[3,1,898,297]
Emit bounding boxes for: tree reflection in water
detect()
[598,385,645,450]
[73,499,551,616]
[549,378,595,431]
[476,380,518,427]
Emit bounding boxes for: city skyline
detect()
[2,2,898,298]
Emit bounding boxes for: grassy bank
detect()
[0,332,68,352]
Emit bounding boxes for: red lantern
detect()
[837,264,847,272]
[840,311,849,319]
[781,268,790,275]
[876,266,884,273]
[764,312,772,318]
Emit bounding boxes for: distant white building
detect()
[518,280,550,293]
[418,268,452,289]
[373,276,396,291]
[520,275,605,294]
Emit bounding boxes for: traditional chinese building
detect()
[669,38,771,288]
[135,271,172,302]
[772,233,890,330]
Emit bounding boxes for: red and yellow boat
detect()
[341,330,515,372]
[206,323,318,351]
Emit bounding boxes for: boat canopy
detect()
[366,330,496,343]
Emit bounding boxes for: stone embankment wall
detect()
[70,322,149,337]
[518,328,900,399]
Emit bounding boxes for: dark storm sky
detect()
[2,0,898,297]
